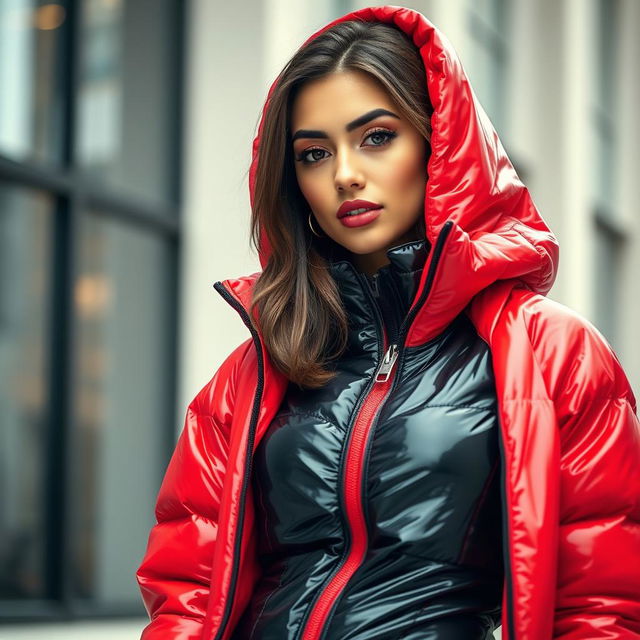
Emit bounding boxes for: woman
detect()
[136,6,640,640]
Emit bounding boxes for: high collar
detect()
[328,239,429,343]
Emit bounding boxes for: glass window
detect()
[0,1,67,165]
[70,211,171,604]
[0,181,53,600]
[0,0,182,621]
[76,0,181,207]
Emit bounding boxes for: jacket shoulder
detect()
[505,290,637,411]
[190,337,255,419]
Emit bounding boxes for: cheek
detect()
[387,146,426,191]
[297,173,326,210]
[386,150,427,222]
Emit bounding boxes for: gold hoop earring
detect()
[308,213,323,237]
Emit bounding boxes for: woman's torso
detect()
[231,240,504,639]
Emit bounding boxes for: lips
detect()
[336,199,383,218]
[338,207,382,228]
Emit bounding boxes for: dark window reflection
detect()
[76,0,179,206]
[0,1,67,165]
[0,0,181,619]
[0,181,53,599]
[70,210,170,603]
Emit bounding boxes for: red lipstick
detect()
[336,199,383,228]
[336,199,383,218]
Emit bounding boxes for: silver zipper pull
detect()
[375,343,399,383]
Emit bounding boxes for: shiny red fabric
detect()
[136,6,640,639]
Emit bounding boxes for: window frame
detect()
[0,0,185,621]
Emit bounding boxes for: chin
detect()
[335,233,393,256]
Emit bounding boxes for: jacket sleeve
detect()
[136,338,252,640]
[551,315,640,638]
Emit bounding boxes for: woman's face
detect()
[291,69,428,276]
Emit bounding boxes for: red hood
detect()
[231,5,559,345]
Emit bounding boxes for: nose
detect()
[334,148,364,191]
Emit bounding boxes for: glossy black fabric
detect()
[232,240,503,640]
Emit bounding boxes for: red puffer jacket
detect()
[136,5,640,639]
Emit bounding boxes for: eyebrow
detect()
[291,108,400,143]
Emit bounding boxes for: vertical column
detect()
[507,0,566,301]
[426,0,471,65]
[616,0,640,392]
[179,0,266,426]
[559,0,595,318]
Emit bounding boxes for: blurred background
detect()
[0,0,638,638]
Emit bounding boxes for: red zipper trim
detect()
[300,328,398,639]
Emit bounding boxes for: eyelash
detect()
[295,128,397,165]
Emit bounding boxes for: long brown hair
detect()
[248,19,434,390]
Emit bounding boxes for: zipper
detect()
[375,343,399,382]
[299,221,457,640]
[370,267,406,347]
[299,321,398,640]
[293,263,392,639]
[211,281,265,640]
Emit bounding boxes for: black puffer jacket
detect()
[231,240,504,640]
